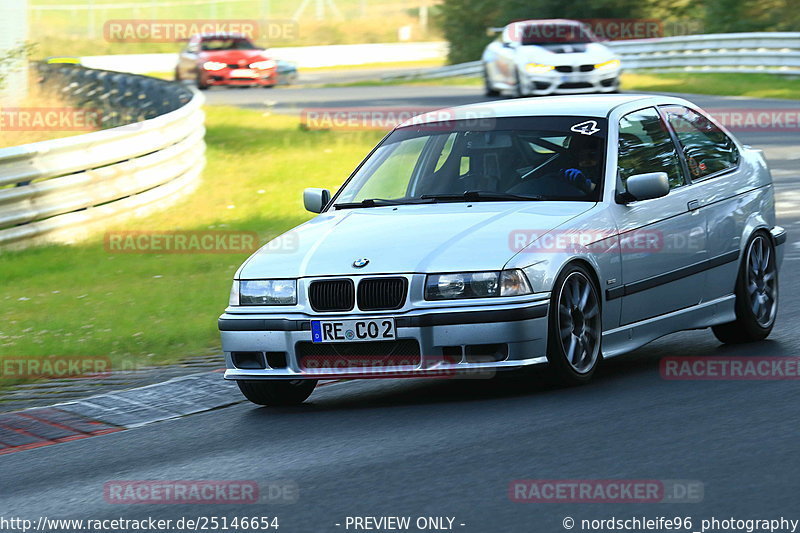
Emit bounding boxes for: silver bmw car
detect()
[220,94,784,406]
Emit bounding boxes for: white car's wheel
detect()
[483,66,500,97]
[513,69,524,97]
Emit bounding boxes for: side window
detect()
[618,107,685,191]
[661,105,739,180]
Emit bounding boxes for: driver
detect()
[558,137,601,194]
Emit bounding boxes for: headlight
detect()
[203,61,227,71]
[424,270,532,300]
[594,59,621,70]
[525,63,554,74]
[249,60,276,69]
[231,279,297,305]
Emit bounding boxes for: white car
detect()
[220,95,783,406]
[482,19,621,97]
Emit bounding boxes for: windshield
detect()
[333,116,607,208]
[520,24,596,46]
[201,38,258,51]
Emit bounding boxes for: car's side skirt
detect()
[601,294,736,359]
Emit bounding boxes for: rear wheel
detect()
[483,66,500,96]
[712,231,778,343]
[237,379,317,406]
[546,264,602,384]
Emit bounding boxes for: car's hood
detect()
[517,42,615,64]
[199,49,270,64]
[238,202,595,279]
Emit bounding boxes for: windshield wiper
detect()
[420,191,543,202]
[333,198,435,209]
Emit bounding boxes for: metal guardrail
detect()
[381,32,800,80]
[608,32,800,74]
[0,65,205,249]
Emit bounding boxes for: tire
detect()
[484,67,500,96]
[712,231,778,343]
[513,69,524,98]
[196,73,209,91]
[545,264,602,385]
[237,379,317,406]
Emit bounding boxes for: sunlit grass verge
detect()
[323,74,481,88]
[331,71,800,100]
[0,106,384,385]
[621,72,800,99]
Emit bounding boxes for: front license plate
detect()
[230,69,256,77]
[311,318,396,343]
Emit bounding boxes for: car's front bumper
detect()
[219,298,550,380]
[521,68,620,95]
[202,68,277,86]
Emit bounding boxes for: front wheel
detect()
[546,264,602,385]
[484,66,500,96]
[196,72,209,90]
[513,69,524,98]
[237,379,317,406]
[712,231,778,343]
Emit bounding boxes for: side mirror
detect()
[303,188,330,213]
[619,172,670,202]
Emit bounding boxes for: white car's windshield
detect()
[334,116,607,208]
[519,23,597,46]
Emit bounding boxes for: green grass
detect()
[348,71,800,99]
[621,72,800,100]
[27,0,440,58]
[0,107,384,384]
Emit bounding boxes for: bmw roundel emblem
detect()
[353,258,369,268]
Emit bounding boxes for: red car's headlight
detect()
[249,60,276,70]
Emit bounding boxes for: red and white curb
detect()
[0,372,346,455]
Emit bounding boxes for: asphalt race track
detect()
[3,83,800,531]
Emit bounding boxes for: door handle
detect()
[687,200,700,211]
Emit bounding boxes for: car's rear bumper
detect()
[219,299,550,380]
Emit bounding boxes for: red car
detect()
[175,33,278,90]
